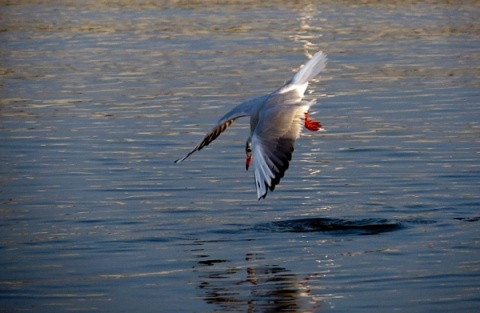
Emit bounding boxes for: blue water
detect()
[1,1,479,312]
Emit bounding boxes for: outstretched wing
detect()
[174,95,268,163]
[174,118,236,163]
[252,100,315,200]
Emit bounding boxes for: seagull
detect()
[175,51,327,200]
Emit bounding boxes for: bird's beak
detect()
[246,156,252,171]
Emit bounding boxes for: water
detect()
[1,1,479,312]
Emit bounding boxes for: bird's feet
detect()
[304,112,322,131]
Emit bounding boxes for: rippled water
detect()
[1,1,479,312]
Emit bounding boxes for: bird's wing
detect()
[252,99,316,199]
[276,51,327,96]
[174,95,268,163]
[291,51,328,86]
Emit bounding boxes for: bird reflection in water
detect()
[197,253,323,312]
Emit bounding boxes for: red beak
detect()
[246,156,252,171]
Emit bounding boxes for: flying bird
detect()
[175,51,327,199]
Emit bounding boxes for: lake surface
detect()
[1,1,479,312]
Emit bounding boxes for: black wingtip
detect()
[257,182,271,201]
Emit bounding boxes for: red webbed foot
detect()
[304,112,322,131]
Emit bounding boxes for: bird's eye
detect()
[246,147,252,153]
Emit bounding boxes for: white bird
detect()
[175,51,327,200]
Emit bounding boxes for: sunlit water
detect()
[1,1,479,312]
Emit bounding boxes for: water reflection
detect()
[196,253,323,313]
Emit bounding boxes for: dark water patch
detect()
[208,225,251,235]
[198,259,228,266]
[75,218,107,224]
[131,236,171,243]
[402,218,437,225]
[254,218,404,235]
[454,216,480,223]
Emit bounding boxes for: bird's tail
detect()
[290,51,327,85]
